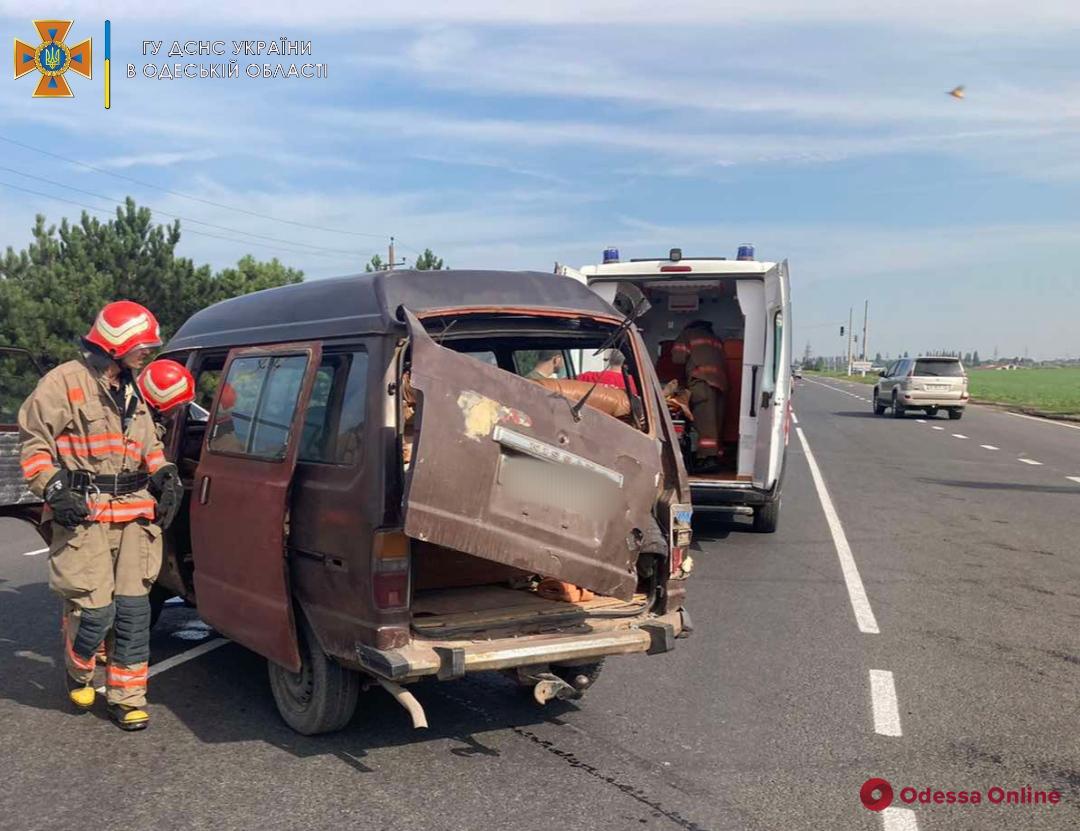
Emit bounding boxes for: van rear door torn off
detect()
[400,308,662,601]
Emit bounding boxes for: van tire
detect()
[267,613,360,736]
[753,499,781,533]
[948,409,963,420]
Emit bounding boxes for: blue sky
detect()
[2,1,1079,360]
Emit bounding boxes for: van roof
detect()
[166,269,620,351]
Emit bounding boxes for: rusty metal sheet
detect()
[400,308,663,601]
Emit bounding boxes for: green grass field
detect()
[804,368,1080,416]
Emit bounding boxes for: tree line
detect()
[0,198,445,370]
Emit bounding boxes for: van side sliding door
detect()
[190,342,322,672]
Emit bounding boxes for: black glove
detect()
[44,470,90,529]
[149,463,183,530]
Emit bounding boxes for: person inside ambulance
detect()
[672,319,728,474]
[18,301,183,731]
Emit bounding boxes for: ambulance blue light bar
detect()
[603,247,620,263]
[737,244,755,261]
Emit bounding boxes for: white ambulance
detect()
[559,246,792,532]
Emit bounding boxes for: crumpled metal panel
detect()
[0,432,39,506]
[400,308,664,601]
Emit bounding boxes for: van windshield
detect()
[914,359,965,377]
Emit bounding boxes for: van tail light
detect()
[373,530,411,610]
[670,546,684,575]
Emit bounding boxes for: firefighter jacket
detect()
[18,353,167,523]
[672,326,728,392]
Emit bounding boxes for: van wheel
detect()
[267,613,360,735]
[891,393,905,418]
[552,660,605,694]
[873,393,886,415]
[753,499,781,533]
[948,409,963,420]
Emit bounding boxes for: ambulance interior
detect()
[601,277,757,482]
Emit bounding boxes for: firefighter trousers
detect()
[50,519,163,708]
[689,377,726,458]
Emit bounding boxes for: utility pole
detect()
[861,299,869,361]
[846,307,854,375]
[386,236,406,271]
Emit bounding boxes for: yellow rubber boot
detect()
[68,683,96,710]
[108,704,149,731]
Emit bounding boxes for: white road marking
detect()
[980,444,999,450]
[791,412,799,424]
[21,547,49,557]
[795,426,880,634]
[882,806,920,831]
[1006,411,1080,431]
[915,419,926,424]
[931,426,945,431]
[869,669,902,736]
[952,433,968,439]
[95,637,230,694]
[1019,458,1043,465]
[1067,476,1080,485]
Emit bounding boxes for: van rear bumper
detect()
[355,608,687,682]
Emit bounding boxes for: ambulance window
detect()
[771,310,783,384]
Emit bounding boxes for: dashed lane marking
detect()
[1019,458,1043,465]
[980,445,999,450]
[21,547,49,557]
[952,434,968,439]
[869,669,903,736]
[1068,476,1080,485]
[932,426,945,431]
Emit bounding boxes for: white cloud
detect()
[93,150,218,169]
[3,1,1079,30]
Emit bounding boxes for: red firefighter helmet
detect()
[138,359,195,414]
[85,300,162,359]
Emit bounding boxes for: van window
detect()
[299,350,369,465]
[209,354,309,460]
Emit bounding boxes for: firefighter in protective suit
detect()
[18,301,183,731]
[672,320,728,473]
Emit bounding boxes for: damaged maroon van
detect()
[156,269,693,735]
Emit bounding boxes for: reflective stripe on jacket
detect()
[18,354,166,522]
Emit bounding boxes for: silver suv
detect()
[873,356,969,419]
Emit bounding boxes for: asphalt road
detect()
[1,379,1077,830]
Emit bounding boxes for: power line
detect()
[0,164,375,259]
[0,180,358,262]
[0,133,391,242]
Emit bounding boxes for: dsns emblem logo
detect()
[14,20,92,97]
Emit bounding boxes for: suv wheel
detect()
[891,392,905,418]
[267,611,360,735]
[948,409,963,420]
[873,391,886,415]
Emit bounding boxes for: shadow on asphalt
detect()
[150,643,592,769]
[918,478,1080,494]
[830,411,878,418]
[0,579,72,715]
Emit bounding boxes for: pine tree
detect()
[413,249,445,270]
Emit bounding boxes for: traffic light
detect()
[840,325,845,336]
